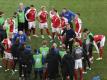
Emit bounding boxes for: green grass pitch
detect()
[0,0,107,80]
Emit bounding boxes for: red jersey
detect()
[26,8,37,22]
[2,38,12,53]
[74,16,82,33]
[51,15,60,28]
[38,11,48,23]
[94,35,104,42]
[61,17,68,29]
[9,19,14,33]
[75,38,82,46]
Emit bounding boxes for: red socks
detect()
[52,32,55,40]
[80,68,83,80]
[46,28,50,35]
[74,69,83,80]
[100,47,103,58]
[74,69,78,80]
[40,29,43,35]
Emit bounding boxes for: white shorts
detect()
[100,36,106,47]
[52,27,60,33]
[28,21,36,29]
[75,59,82,69]
[39,22,48,29]
[4,51,13,60]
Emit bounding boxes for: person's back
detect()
[62,51,75,80]
[0,27,7,43]
[46,48,61,79]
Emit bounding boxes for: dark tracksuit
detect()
[24,7,30,35]
[62,28,76,53]
[61,53,75,80]
[88,35,94,58]
[82,41,91,72]
[18,48,33,80]
[46,48,61,80]
[0,28,7,57]
[11,43,20,71]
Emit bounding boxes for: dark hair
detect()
[30,5,34,7]
[63,8,67,10]
[76,12,80,16]
[0,11,4,16]
[54,9,57,13]
[83,28,88,32]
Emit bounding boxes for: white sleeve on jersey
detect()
[25,9,31,21]
[93,41,99,53]
[78,18,82,33]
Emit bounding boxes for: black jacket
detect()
[62,53,75,75]
[46,48,61,76]
[0,28,7,43]
[11,43,20,58]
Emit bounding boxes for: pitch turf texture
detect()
[0,0,107,80]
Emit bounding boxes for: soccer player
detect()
[2,35,13,72]
[25,5,38,40]
[0,11,5,26]
[73,42,84,80]
[13,12,18,34]
[94,35,106,60]
[60,15,68,45]
[3,17,15,38]
[38,6,51,39]
[74,13,82,38]
[49,7,59,19]
[61,8,76,28]
[51,10,61,42]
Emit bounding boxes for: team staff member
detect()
[13,31,27,45]
[62,23,76,52]
[61,8,75,28]
[33,49,44,80]
[11,38,20,74]
[0,11,5,26]
[61,49,75,80]
[17,9,25,31]
[0,26,7,68]
[83,28,94,63]
[46,43,61,80]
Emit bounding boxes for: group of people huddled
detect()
[0,2,106,80]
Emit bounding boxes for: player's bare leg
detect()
[32,28,38,37]
[46,28,51,39]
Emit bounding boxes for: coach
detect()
[61,8,76,28]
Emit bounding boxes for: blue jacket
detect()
[62,10,75,23]
[13,32,27,44]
